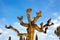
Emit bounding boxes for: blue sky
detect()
[0,0,60,40]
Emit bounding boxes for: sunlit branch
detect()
[5,25,20,34]
[17,16,29,27]
[32,11,42,23]
[26,8,32,23]
[18,33,28,36]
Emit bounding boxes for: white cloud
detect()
[48,35,59,40]
[0,29,9,39]
[4,30,9,35]
[52,18,60,28]
[47,13,60,40]
[0,28,3,33]
[0,18,10,40]
[52,12,60,28]
[49,35,54,38]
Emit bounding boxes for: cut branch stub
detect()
[5,25,12,29]
[26,8,32,14]
[36,10,42,17]
[40,22,44,29]
[44,18,54,27]
[17,16,23,21]
[33,10,42,23]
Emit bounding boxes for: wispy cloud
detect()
[0,28,3,33]
[52,12,60,28]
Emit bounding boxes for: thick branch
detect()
[32,11,42,23]
[17,16,29,27]
[20,22,29,27]
[26,8,32,23]
[35,25,44,32]
[5,25,20,34]
[18,33,28,36]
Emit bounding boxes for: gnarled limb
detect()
[5,25,28,36]
[5,25,20,34]
[43,18,54,33]
[32,11,42,23]
[44,26,48,33]
[40,22,44,29]
[35,25,44,32]
[44,18,54,27]
[20,22,29,27]
[17,16,29,27]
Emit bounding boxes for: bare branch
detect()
[5,25,20,34]
[17,16,29,27]
[18,33,28,36]
[32,10,42,23]
[35,25,44,32]
[26,8,32,23]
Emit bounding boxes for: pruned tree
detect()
[5,8,54,40]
